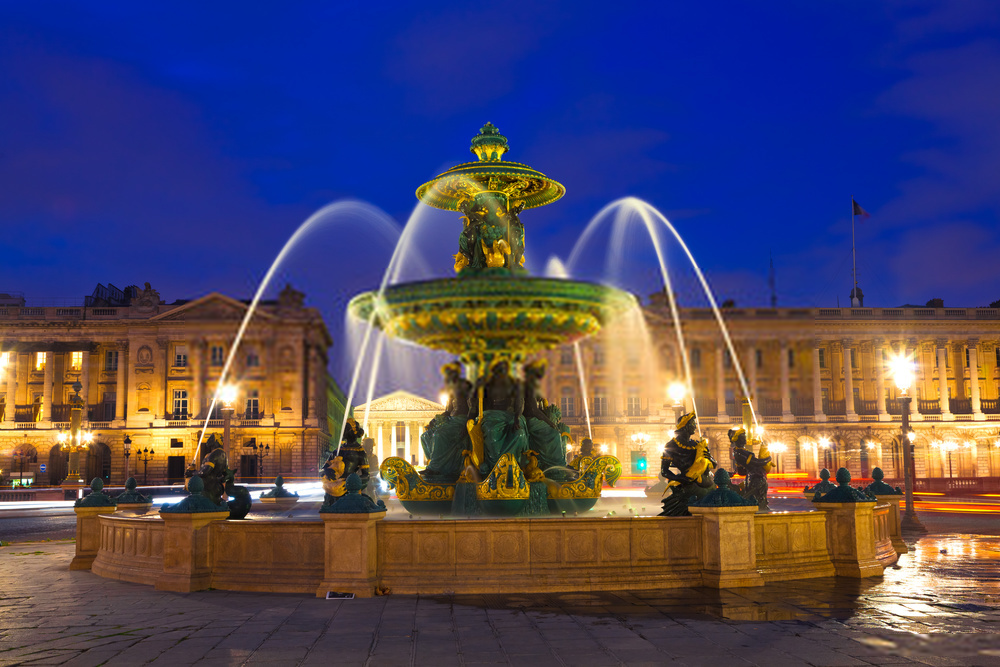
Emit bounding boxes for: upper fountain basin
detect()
[348,275,636,361]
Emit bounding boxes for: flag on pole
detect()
[852,199,870,219]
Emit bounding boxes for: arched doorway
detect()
[48,445,68,485]
[86,442,112,483]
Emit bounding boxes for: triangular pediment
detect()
[150,293,275,322]
[355,390,445,414]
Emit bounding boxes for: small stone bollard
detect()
[812,468,883,577]
[71,478,117,570]
[156,476,230,592]
[688,470,764,588]
[259,475,299,510]
[317,474,387,598]
[115,477,153,515]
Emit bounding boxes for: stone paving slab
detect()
[1,532,1000,666]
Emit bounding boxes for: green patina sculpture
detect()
[864,467,902,496]
[189,435,252,519]
[812,467,877,503]
[805,468,836,495]
[420,362,474,483]
[116,477,151,504]
[260,476,298,499]
[690,469,758,508]
[75,478,116,508]
[321,418,371,504]
[658,412,718,516]
[320,473,386,514]
[160,475,228,513]
[729,427,772,511]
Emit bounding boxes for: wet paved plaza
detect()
[1,522,999,667]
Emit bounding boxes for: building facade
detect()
[538,302,1000,484]
[0,283,334,487]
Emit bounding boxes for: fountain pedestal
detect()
[814,502,884,577]
[316,512,385,598]
[689,505,764,588]
[156,511,230,592]
[71,506,115,570]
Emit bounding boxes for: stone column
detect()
[4,353,17,425]
[116,341,128,421]
[812,343,827,422]
[907,340,923,421]
[937,341,953,421]
[873,339,889,421]
[715,346,727,419]
[843,341,858,421]
[780,340,793,422]
[404,421,411,464]
[40,351,53,425]
[80,348,91,418]
[374,421,384,460]
[969,340,984,421]
[415,422,425,466]
[157,338,169,418]
[191,339,205,419]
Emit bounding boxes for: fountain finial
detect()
[470,122,508,162]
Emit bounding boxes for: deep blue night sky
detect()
[2,1,999,386]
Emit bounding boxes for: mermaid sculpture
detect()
[658,412,717,516]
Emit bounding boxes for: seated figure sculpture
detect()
[195,434,252,519]
[522,360,570,474]
[658,412,717,516]
[420,362,474,483]
[321,418,371,505]
[470,360,528,476]
[729,427,772,511]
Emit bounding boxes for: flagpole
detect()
[851,197,857,302]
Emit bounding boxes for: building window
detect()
[173,389,188,417]
[102,392,115,420]
[35,352,46,371]
[210,345,225,366]
[966,348,970,368]
[174,345,188,368]
[996,347,1000,368]
[245,389,260,418]
[560,347,574,365]
[626,394,642,416]
[819,349,826,369]
[787,348,795,369]
[0,351,9,368]
[722,349,731,369]
[592,389,608,417]
[756,349,763,369]
[691,348,702,369]
[593,345,604,366]
[246,348,260,367]
[105,350,118,372]
[70,351,83,371]
[560,388,575,418]
[170,438,183,449]
[850,349,858,369]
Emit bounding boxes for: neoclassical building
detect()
[537,300,1000,484]
[353,391,446,466]
[0,283,335,487]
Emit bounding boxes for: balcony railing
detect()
[823,399,845,416]
[982,399,1000,414]
[919,399,940,414]
[856,400,878,416]
[950,398,972,414]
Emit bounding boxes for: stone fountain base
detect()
[79,499,902,597]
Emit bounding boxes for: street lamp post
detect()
[219,383,238,461]
[667,382,686,424]
[138,447,155,485]
[245,441,271,481]
[59,381,91,485]
[769,442,787,474]
[123,435,132,482]
[889,355,927,533]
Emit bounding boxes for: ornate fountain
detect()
[349,123,630,515]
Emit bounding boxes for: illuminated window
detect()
[819,349,826,369]
[246,348,260,367]
[592,345,604,366]
[245,389,260,418]
[105,350,118,372]
[560,387,575,418]
[560,347,573,365]
[850,349,858,369]
[756,349,763,369]
[35,352,46,371]
[690,348,702,369]
[0,351,9,369]
[70,351,83,371]
[172,389,188,417]
[788,348,795,369]
[210,345,225,366]
[174,345,188,368]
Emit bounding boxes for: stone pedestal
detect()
[155,511,229,592]
[874,495,908,555]
[815,502,884,577]
[316,511,385,598]
[688,505,764,588]
[70,505,116,570]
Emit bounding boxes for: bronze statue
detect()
[658,412,717,516]
[194,434,252,519]
[421,362,473,483]
[521,359,567,472]
[729,428,772,511]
